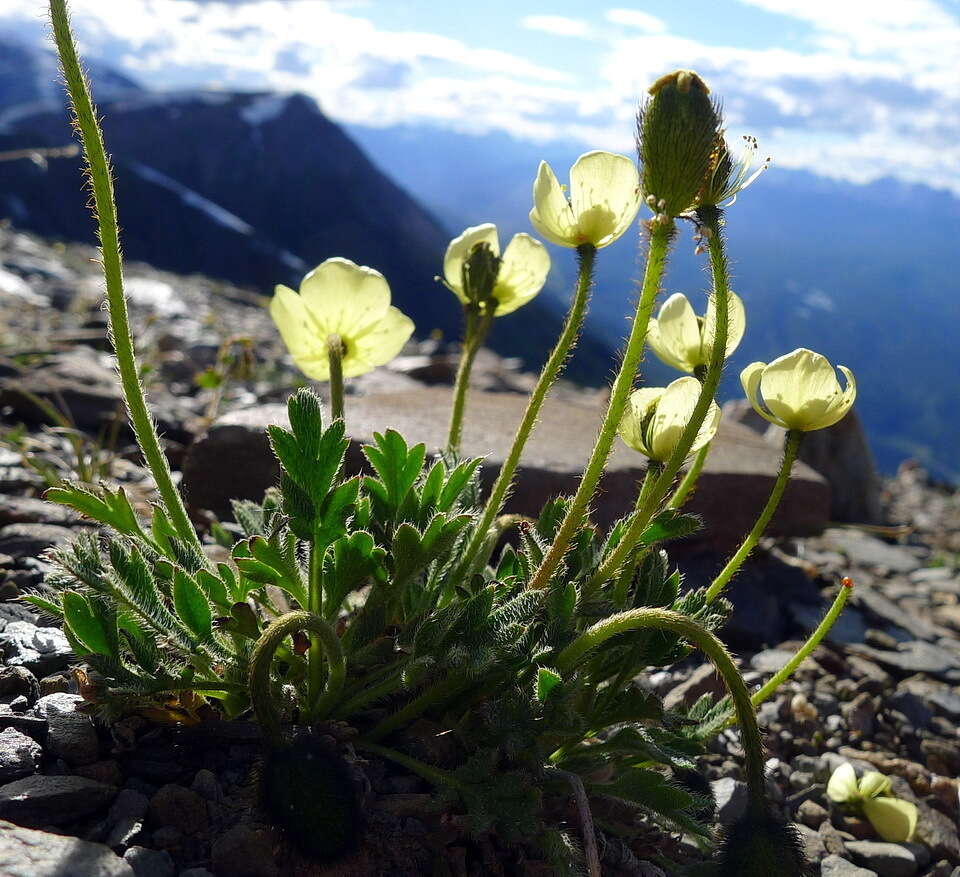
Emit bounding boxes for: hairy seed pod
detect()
[259,731,363,861]
[714,806,810,877]
[637,69,723,218]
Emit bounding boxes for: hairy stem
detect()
[456,244,596,579]
[586,208,730,589]
[528,221,674,590]
[705,429,802,603]
[363,674,471,743]
[48,0,200,553]
[326,334,345,423]
[307,543,325,712]
[556,608,767,802]
[355,741,465,790]
[447,309,494,454]
[249,610,345,743]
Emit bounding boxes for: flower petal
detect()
[741,361,786,429]
[529,160,579,247]
[270,284,310,355]
[701,291,746,361]
[648,293,702,373]
[493,233,550,315]
[569,151,640,248]
[647,376,719,461]
[859,772,892,800]
[826,763,859,804]
[299,258,391,339]
[863,797,918,843]
[810,364,857,430]
[618,387,665,457]
[443,223,501,302]
[347,306,415,377]
[759,348,841,430]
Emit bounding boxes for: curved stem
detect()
[667,442,710,509]
[249,610,345,743]
[326,334,345,423]
[355,741,464,790]
[528,221,675,591]
[456,244,596,580]
[49,0,200,554]
[718,579,853,732]
[556,608,766,802]
[447,309,494,454]
[705,429,802,603]
[586,208,730,590]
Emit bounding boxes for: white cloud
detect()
[604,8,666,33]
[521,15,591,38]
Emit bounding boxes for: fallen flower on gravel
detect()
[826,763,917,842]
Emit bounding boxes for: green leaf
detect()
[392,513,470,587]
[45,484,142,538]
[322,531,386,617]
[536,667,562,702]
[316,476,361,549]
[173,570,213,639]
[362,430,426,519]
[62,591,115,657]
[437,458,482,512]
[637,509,701,546]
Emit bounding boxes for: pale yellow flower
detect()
[826,764,917,843]
[741,348,856,432]
[529,151,641,249]
[618,376,721,462]
[443,223,549,316]
[647,291,746,373]
[270,257,414,380]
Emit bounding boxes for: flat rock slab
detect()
[0,819,134,877]
[183,388,828,549]
[0,774,117,827]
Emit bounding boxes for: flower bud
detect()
[637,70,723,218]
[715,808,809,877]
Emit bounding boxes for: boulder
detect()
[183,388,829,550]
[0,819,134,877]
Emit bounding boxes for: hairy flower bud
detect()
[715,807,809,877]
[637,70,723,218]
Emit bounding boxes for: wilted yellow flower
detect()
[741,348,856,432]
[618,376,721,462]
[270,257,414,380]
[647,291,746,374]
[529,151,641,249]
[443,223,549,316]
[826,763,917,843]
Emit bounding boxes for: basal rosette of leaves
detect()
[34,3,861,874]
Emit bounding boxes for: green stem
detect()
[720,580,853,731]
[586,208,730,590]
[456,244,597,579]
[528,221,674,590]
[49,0,200,553]
[307,543,325,711]
[332,670,406,719]
[363,674,471,743]
[705,429,802,603]
[355,741,465,791]
[556,608,767,802]
[248,610,345,744]
[327,334,345,423]
[667,442,710,510]
[447,309,494,454]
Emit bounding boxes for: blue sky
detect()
[1,0,958,193]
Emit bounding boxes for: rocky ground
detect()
[0,223,958,876]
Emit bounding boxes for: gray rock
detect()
[795,823,828,862]
[750,649,795,674]
[105,788,150,851]
[662,663,724,712]
[0,523,76,558]
[821,854,878,876]
[898,679,960,719]
[124,846,175,877]
[210,824,279,877]
[914,801,960,861]
[0,774,117,826]
[0,496,83,528]
[34,693,99,766]
[0,818,134,876]
[821,529,922,574]
[791,601,869,645]
[0,729,40,783]
[183,392,830,550]
[0,622,72,676]
[179,871,215,877]
[850,641,960,679]
[845,841,918,877]
[711,777,748,824]
[147,784,208,835]
[853,585,941,641]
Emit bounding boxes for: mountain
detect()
[348,123,960,479]
[0,44,612,383]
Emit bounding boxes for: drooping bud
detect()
[715,807,810,877]
[637,70,723,218]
